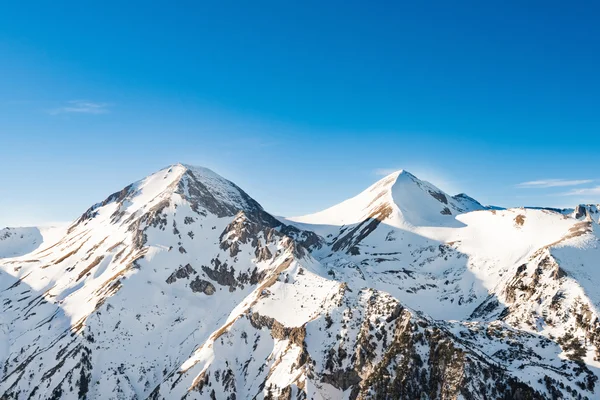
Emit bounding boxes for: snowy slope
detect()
[291,170,485,228]
[0,227,43,258]
[1,165,599,400]
[0,225,68,260]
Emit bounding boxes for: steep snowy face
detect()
[388,170,486,227]
[71,163,262,231]
[0,227,43,258]
[291,170,485,229]
[290,171,401,227]
[288,170,488,265]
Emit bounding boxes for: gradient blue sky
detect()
[1,1,599,226]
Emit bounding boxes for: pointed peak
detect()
[176,167,262,217]
[369,169,420,193]
[169,162,219,175]
[70,163,263,230]
[375,168,416,180]
[157,163,220,181]
[293,167,485,227]
[138,163,264,217]
[396,169,416,178]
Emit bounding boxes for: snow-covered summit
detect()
[0,227,43,258]
[291,169,485,228]
[71,163,262,232]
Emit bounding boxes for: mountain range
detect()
[1,163,599,400]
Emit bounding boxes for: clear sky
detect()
[1,1,599,226]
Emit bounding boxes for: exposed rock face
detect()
[220,209,322,260]
[176,168,262,218]
[166,263,197,284]
[331,204,393,253]
[306,289,594,400]
[190,277,216,295]
[71,184,135,230]
[202,260,238,289]
[248,312,306,346]
[429,190,448,204]
[575,204,589,219]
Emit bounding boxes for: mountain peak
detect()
[175,164,262,217]
[291,168,485,227]
[372,169,416,185]
[170,162,220,177]
[70,164,262,232]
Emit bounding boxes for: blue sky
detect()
[1,1,599,226]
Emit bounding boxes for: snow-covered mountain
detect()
[1,164,599,399]
[0,226,67,259]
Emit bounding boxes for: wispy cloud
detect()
[373,168,401,176]
[560,186,600,196]
[48,100,111,115]
[516,179,593,188]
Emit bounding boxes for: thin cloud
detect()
[48,100,111,115]
[516,179,593,188]
[373,168,401,176]
[560,186,600,196]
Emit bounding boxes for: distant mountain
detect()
[1,164,599,399]
[291,170,485,228]
[0,225,66,258]
[0,227,43,258]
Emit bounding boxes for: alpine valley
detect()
[1,164,600,400]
